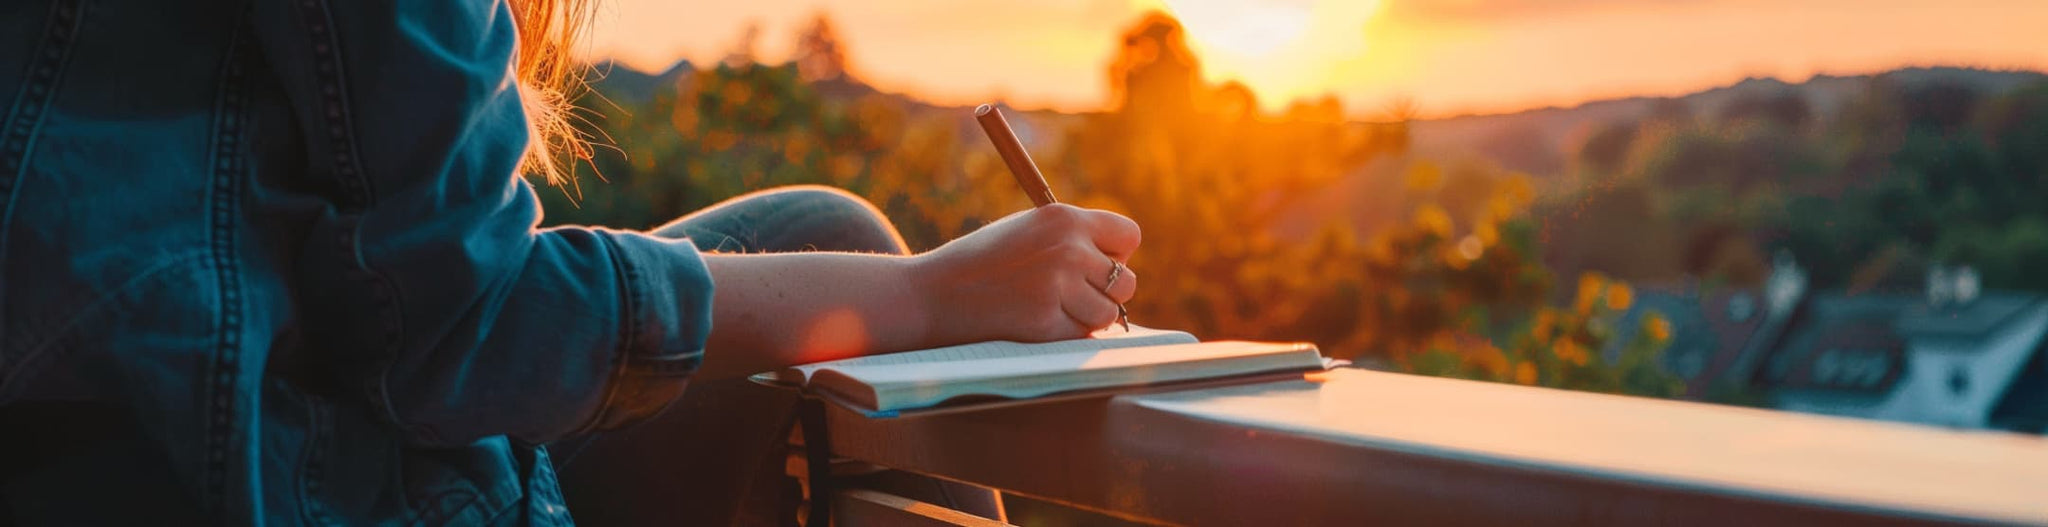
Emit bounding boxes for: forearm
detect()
[691,205,1143,380]
[697,252,933,379]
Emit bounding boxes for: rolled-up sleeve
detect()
[251,0,709,446]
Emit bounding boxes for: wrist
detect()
[901,252,951,349]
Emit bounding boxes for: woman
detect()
[0,0,1138,524]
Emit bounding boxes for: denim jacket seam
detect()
[290,0,374,208]
[200,22,254,515]
[287,0,416,440]
[0,0,78,178]
[297,394,341,526]
[0,0,84,367]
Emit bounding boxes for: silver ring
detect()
[1107,260,1131,331]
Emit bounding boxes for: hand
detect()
[909,204,1141,344]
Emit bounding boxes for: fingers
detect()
[1011,204,1142,334]
[1087,260,1138,304]
[1066,255,1135,332]
[1060,274,1124,332]
[1029,204,1141,261]
[1083,209,1142,261]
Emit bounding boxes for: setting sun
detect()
[1159,0,1313,58]
[1139,0,1385,108]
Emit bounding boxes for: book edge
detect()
[862,343,1322,412]
[785,328,1201,385]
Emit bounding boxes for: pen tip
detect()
[974,103,994,116]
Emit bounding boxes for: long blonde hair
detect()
[510,0,599,186]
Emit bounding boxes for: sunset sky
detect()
[585,0,2048,118]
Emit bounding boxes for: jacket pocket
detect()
[293,392,533,526]
[0,251,209,403]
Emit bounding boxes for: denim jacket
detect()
[0,0,713,524]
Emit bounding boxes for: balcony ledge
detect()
[820,368,2048,525]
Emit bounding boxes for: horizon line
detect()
[583,58,2046,122]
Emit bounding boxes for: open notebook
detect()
[769,326,1332,415]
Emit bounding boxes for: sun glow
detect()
[1152,0,1386,109]
[1164,0,1314,58]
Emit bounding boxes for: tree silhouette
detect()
[794,14,848,83]
[1109,13,1200,118]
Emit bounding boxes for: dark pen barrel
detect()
[974,104,1057,207]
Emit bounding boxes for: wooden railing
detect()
[814,368,2048,525]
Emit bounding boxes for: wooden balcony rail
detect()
[817,368,2048,526]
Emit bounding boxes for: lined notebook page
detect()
[838,340,1316,385]
[822,340,1323,412]
[783,326,1198,383]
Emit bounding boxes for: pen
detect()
[974,104,1056,207]
[973,103,1129,330]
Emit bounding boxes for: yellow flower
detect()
[1605,282,1634,311]
[1474,220,1500,246]
[1405,162,1442,192]
[1487,196,1518,221]
[1553,339,1589,366]
[1530,310,1555,341]
[1413,204,1454,239]
[1515,362,1538,385]
[1502,173,1535,208]
[1645,313,1673,342]
[1472,345,1510,377]
[1574,273,1605,315]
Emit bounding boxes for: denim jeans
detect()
[549,186,1003,526]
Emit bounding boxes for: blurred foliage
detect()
[1408,274,1681,395]
[1549,73,2048,293]
[541,12,1681,397]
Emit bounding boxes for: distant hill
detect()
[1267,67,2048,250]
[580,61,2043,211]
[582,59,695,110]
[587,59,938,115]
[1405,67,2048,177]
[583,60,1083,156]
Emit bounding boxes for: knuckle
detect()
[1037,203,1082,226]
[1060,241,1096,266]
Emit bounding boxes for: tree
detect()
[1108,12,1200,118]
[794,14,849,82]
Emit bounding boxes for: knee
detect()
[764,186,877,217]
[762,186,907,255]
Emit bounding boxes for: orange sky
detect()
[585,0,2048,118]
